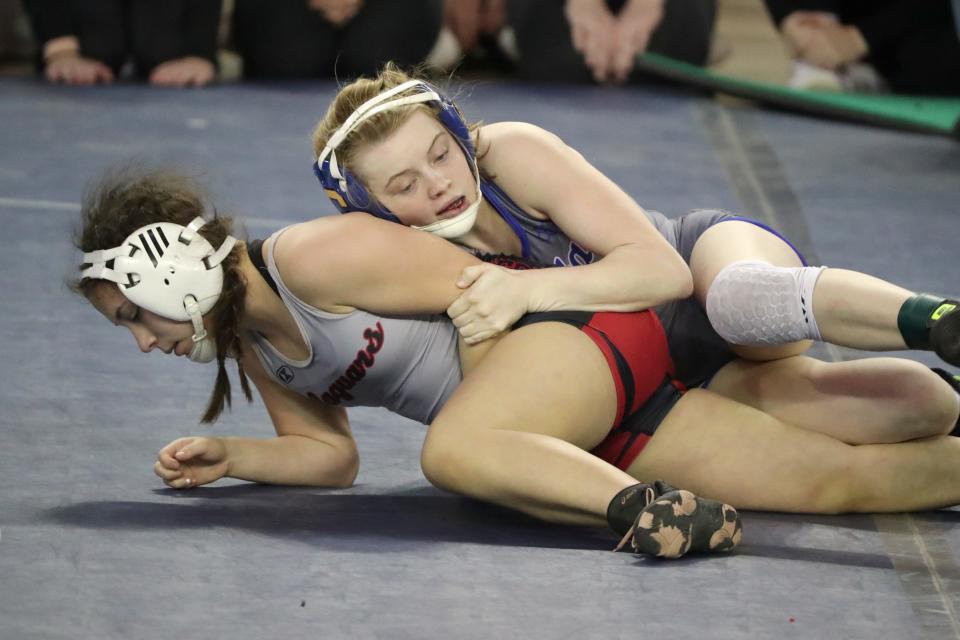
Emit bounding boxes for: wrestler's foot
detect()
[606,480,681,536]
[931,304,960,367]
[614,489,742,559]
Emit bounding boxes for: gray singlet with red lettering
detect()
[248,227,462,424]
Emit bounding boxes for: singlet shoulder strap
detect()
[480,177,532,260]
[247,239,280,298]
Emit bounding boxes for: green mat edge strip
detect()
[636,53,960,139]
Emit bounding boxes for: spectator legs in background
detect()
[69,0,126,75]
[232,0,441,80]
[337,0,442,77]
[506,0,716,84]
[232,0,338,78]
[876,25,960,96]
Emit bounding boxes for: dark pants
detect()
[871,25,960,95]
[39,0,219,76]
[232,0,442,79]
[831,1,960,95]
[506,0,717,83]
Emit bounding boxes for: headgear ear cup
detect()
[315,80,478,226]
[314,155,400,221]
[434,98,474,156]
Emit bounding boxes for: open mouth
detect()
[438,196,466,218]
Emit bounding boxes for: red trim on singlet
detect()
[586,311,675,417]
[592,432,652,471]
[481,251,682,471]
[580,324,628,426]
[578,310,680,471]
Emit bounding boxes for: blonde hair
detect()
[71,166,253,423]
[311,63,481,193]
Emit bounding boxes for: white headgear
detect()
[81,217,237,363]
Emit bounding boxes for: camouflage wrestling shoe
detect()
[614,490,742,559]
[606,480,682,536]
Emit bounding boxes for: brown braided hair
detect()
[70,166,253,423]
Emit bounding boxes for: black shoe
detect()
[652,480,679,495]
[607,480,681,536]
[614,489,742,559]
[931,367,960,435]
[932,367,960,393]
[931,304,960,367]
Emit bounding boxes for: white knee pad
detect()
[705,260,827,345]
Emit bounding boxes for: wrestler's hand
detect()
[610,0,664,83]
[45,53,114,85]
[154,437,229,489]
[149,57,216,88]
[565,0,618,83]
[447,264,530,344]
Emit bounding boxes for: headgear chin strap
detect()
[183,294,219,364]
[410,166,482,239]
[314,79,481,236]
[81,217,237,364]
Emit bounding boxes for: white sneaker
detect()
[789,60,888,93]
[788,60,842,91]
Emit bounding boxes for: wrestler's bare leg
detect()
[630,388,960,513]
[707,355,960,444]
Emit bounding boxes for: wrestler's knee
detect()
[419,426,468,492]
[859,360,957,439]
[902,363,960,437]
[705,260,825,346]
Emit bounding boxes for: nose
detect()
[425,168,451,199]
[130,326,158,353]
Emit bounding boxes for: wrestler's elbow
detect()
[331,455,360,488]
[659,253,693,301]
[330,445,361,488]
[671,263,695,299]
[307,438,360,488]
[619,243,692,303]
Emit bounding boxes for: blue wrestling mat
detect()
[1,76,959,639]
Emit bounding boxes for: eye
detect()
[399,180,416,194]
[434,149,449,163]
[127,306,141,322]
